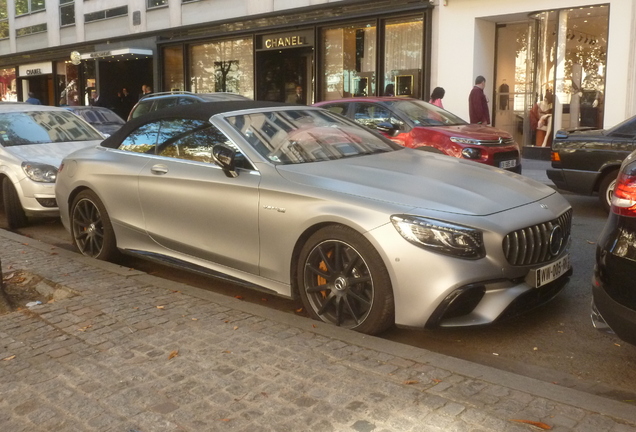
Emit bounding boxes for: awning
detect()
[80,48,153,61]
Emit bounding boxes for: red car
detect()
[314,97,521,173]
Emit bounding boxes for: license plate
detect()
[499,159,517,169]
[534,254,570,288]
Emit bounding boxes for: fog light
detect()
[35,198,57,208]
[461,148,481,159]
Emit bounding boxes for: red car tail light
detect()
[611,173,636,217]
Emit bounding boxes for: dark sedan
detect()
[592,149,636,346]
[314,97,521,173]
[547,115,636,211]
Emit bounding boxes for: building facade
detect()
[0,0,634,153]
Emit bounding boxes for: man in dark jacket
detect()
[468,75,490,125]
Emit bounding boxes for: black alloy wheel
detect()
[2,177,28,229]
[71,190,117,261]
[298,225,394,335]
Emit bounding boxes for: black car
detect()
[592,149,636,346]
[547,116,636,212]
[128,91,249,121]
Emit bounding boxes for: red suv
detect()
[314,97,521,173]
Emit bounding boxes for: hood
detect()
[3,141,101,167]
[276,149,555,216]
[427,124,512,141]
[555,127,606,140]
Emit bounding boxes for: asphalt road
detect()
[3,190,636,405]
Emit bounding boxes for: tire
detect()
[598,171,618,213]
[2,178,28,229]
[297,225,394,335]
[70,190,118,261]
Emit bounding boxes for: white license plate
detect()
[534,254,570,288]
[499,159,517,169]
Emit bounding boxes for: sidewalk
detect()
[1,228,635,432]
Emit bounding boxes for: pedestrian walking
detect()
[468,75,490,124]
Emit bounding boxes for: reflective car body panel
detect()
[592,150,636,346]
[56,101,572,331]
[314,97,521,172]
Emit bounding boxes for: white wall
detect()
[433,0,636,127]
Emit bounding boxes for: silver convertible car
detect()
[56,101,573,334]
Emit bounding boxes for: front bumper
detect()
[367,192,572,328]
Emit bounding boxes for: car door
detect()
[137,118,261,274]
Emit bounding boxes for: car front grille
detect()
[503,209,573,266]
[477,137,516,146]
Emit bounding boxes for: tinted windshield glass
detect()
[386,100,467,126]
[226,109,400,164]
[0,111,103,146]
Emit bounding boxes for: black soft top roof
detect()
[101,100,293,149]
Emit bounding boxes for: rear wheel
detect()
[70,190,118,261]
[297,225,394,335]
[598,171,618,213]
[2,178,28,229]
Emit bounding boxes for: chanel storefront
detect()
[159,1,431,105]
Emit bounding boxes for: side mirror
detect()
[376,122,401,137]
[212,144,238,178]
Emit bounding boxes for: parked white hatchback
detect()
[0,103,104,228]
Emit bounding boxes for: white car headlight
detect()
[391,215,485,259]
[21,162,58,183]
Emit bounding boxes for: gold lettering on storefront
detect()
[265,35,306,49]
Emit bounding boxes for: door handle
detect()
[150,164,168,175]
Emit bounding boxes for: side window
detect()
[131,101,152,119]
[353,103,391,129]
[178,97,197,106]
[321,103,349,116]
[119,122,161,153]
[154,97,178,111]
[156,120,253,169]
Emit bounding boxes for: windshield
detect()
[0,111,103,146]
[226,109,400,164]
[386,99,467,127]
[77,109,125,125]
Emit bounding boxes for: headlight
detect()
[461,147,482,159]
[21,162,58,183]
[391,215,485,259]
[450,137,480,145]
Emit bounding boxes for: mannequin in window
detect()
[530,91,553,147]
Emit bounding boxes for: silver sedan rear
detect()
[55,101,572,334]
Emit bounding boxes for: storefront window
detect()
[383,16,423,98]
[163,46,184,92]
[0,67,17,102]
[57,62,80,106]
[321,23,376,101]
[494,6,609,149]
[189,38,254,99]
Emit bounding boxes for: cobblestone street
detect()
[1,228,635,432]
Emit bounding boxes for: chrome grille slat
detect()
[503,209,572,266]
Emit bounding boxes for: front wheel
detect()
[2,178,28,229]
[598,172,618,213]
[70,190,118,261]
[297,225,394,335]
